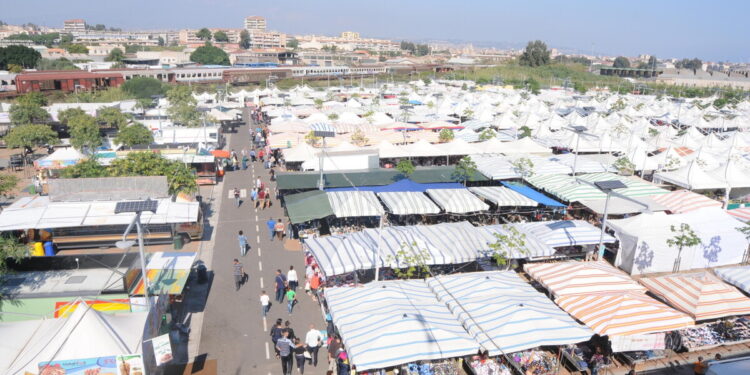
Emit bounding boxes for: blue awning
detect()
[327,178,463,193]
[501,181,566,207]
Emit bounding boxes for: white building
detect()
[63,19,86,34]
[244,16,267,31]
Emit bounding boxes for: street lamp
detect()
[564,125,595,176]
[310,123,336,190]
[592,180,628,261]
[116,199,159,312]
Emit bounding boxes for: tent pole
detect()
[596,192,612,261]
[374,214,384,281]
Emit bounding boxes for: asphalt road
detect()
[199,114,327,375]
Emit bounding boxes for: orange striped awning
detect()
[650,190,722,214]
[556,292,694,336]
[524,261,647,298]
[639,272,750,321]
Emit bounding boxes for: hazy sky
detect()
[4,0,749,62]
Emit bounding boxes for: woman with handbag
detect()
[293,338,307,374]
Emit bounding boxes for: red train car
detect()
[15,71,124,94]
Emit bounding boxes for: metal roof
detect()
[49,176,169,202]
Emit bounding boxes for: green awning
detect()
[277,167,488,190]
[285,190,334,224]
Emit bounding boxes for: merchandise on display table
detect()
[509,350,558,375]
[468,355,512,375]
[562,344,613,374]
[403,361,459,375]
[677,317,750,351]
[620,350,670,364]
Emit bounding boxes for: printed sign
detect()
[152,334,173,366]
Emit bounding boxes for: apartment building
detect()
[248,30,286,49]
[178,28,242,46]
[295,34,399,52]
[244,16,267,31]
[340,31,360,39]
[63,19,86,34]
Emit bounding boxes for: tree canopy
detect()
[675,58,703,71]
[0,45,42,70]
[395,159,415,177]
[104,48,124,62]
[453,156,477,185]
[213,30,229,42]
[60,157,110,178]
[115,122,154,148]
[96,107,129,129]
[9,93,50,125]
[196,28,212,41]
[121,77,165,99]
[68,113,102,151]
[613,56,631,68]
[190,43,230,65]
[109,152,197,194]
[286,39,299,49]
[57,107,86,125]
[519,40,550,67]
[400,41,430,56]
[3,124,58,152]
[0,174,19,197]
[64,44,89,54]
[166,85,201,127]
[36,57,79,71]
[239,30,251,49]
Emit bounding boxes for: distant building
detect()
[63,19,86,34]
[135,50,192,66]
[340,31,360,39]
[295,34,399,52]
[179,28,242,46]
[247,30,286,49]
[655,68,750,89]
[244,16,267,31]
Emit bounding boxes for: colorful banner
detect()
[54,299,131,318]
[610,333,666,352]
[38,354,144,375]
[152,334,173,366]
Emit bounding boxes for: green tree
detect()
[286,39,299,49]
[0,174,19,197]
[121,77,165,99]
[239,30,251,49]
[613,56,631,68]
[0,45,42,70]
[526,78,541,95]
[488,225,528,268]
[327,113,339,121]
[157,36,165,47]
[462,108,475,120]
[213,30,229,42]
[190,43,230,65]
[395,159,415,177]
[166,85,195,106]
[0,235,29,274]
[64,44,89,54]
[36,57,79,70]
[57,107,86,125]
[350,129,369,146]
[384,241,432,279]
[109,152,197,194]
[104,48,124,62]
[16,91,47,107]
[573,81,587,94]
[438,128,454,143]
[96,107,129,129]
[614,156,635,176]
[68,114,102,151]
[479,128,496,141]
[3,124,59,155]
[305,131,321,146]
[666,223,702,272]
[518,125,532,139]
[510,157,534,178]
[453,156,477,186]
[675,58,702,71]
[9,93,50,125]
[196,28,212,41]
[115,123,154,148]
[313,98,323,109]
[519,40,550,67]
[59,157,109,178]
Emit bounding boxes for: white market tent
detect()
[524,261,647,298]
[516,220,616,248]
[327,191,385,218]
[425,188,490,213]
[468,186,538,207]
[426,272,593,355]
[475,224,555,258]
[653,161,727,190]
[0,302,147,375]
[650,190,722,213]
[608,207,749,275]
[715,265,750,295]
[639,272,750,321]
[325,280,480,371]
[0,196,200,231]
[377,192,441,215]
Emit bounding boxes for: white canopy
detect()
[653,161,727,190]
[327,191,384,218]
[468,186,538,207]
[377,192,441,215]
[425,188,490,213]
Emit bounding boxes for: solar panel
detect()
[594,180,628,192]
[115,199,159,214]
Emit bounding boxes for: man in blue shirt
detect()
[276,331,293,375]
[267,218,277,241]
[238,230,248,256]
[275,269,287,303]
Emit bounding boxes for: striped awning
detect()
[426,272,593,355]
[475,224,555,258]
[327,191,385,218]
[468,186,538,207]
[576,173,669,197]
[524,261,647,298]
[650,190,723,214]
[378,192,441,215]
[715,265,750,294]
[640,272,750,320]
[555,292,695,337]
[425,188,490,213]
[727,207,750,222]
[516,220,616,248]
[527,173,668,202]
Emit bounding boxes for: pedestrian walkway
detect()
[198,112,327,375]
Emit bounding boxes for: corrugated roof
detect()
[16,71,124,80]
[49,176,169,202]
[277,167,487,190]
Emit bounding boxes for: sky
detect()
[4,0,750,62]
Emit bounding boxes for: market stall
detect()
[650,189,723,213]
[516,220,616,249]
[284,190,334,238]
[425,188,490,214]
[468,186,538,207]
[672,317,750,352]
[327,191,385,218]
[377,191,441,215]
[524,261,647,298]
[715,265,750,294]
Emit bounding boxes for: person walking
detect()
[287,265,298,291]
[276,331,294,375]
[238,230,248,256]
[233,187,240,207]
[270,319,284,357]
[327,336,342,375]
[275,219,286,241]
[263,187,272,209]
[305,324,323,367]
[267,218,277,241]
[232,259,244,291]
[293,338,307,375]
[258,188,267,210]
[286,287,297,315]
[251,187,258,204]
[283,320,296,340]
[260,290,270,317]
[255,176,262,190]
[250,149,257,162]
[241,154,248,170]
[275,270,287,303]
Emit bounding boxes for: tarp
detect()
[578,196,667,215]
[325,280,480,371]
[475,224,556,258]
[715,265,750,294]
[327,191,384,218]
[33,148,84,169]
[284,190,334,224]
[426,272,593,355]
[468,186,538,207]
[650,190,722,213]
[654,162,727,190]
[501,182,565,207]
[425,188,490,213]
[727,207,750,222]
[516,220,616,248]
[524,261,647,298]
[378,192,441,215]
[639,272,750,320]
[528,173,668,203]
[555,292,694,337]
[608,207,749,275]
[326,178,463,193]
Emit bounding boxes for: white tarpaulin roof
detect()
[475,224,556,258]
[608,207,748,275]
[425,188,490,213]
[0,196,200,230]
[469,186,538,207]
[0,302,147,375]
[516,220,616,248]
[327,191,385,218]
[377,192,441,215]
[654,161,727,190]
[650,190,722,213]
[715,265,750,295]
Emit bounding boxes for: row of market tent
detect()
[324,262,750,372]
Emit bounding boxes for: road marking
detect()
[263,316,267,331]
[265,342,270,360]
[258,247,261,257]
[258,261,262,271]
[256,224,259,232]
[256,235,260,243]
[255,215,258,221]
[260,277,264,288]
